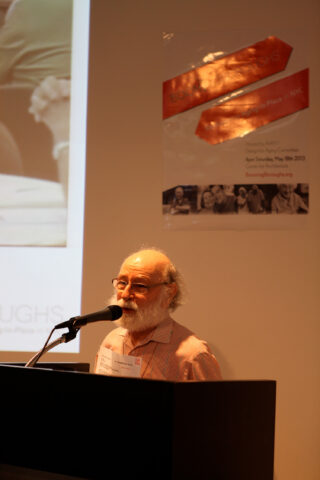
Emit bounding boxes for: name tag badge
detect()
[96,347,142,378]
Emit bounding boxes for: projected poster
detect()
[0,0,90,352]
[162,30,309,230]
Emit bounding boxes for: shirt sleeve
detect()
[188,351,222,381]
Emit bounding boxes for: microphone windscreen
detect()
[109,305,122,320]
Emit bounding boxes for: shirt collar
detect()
[120,315,173,349]
[149,315,173,344]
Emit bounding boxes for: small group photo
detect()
[163,183,309,215]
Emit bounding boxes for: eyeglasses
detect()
[112,278,169,295]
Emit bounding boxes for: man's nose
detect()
[120,284,134,299]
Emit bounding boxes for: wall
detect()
[2,1,319,479]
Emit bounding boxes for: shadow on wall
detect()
[208,343,234,380]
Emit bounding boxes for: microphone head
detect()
[109,305,123,320]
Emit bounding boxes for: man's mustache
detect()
[117,298,138,311]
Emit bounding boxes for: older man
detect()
[170,186,191,214]
[94,248,222,381]
[271,184,308,214]
[212,186,236,214]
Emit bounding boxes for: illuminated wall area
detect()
[0,1,319,480]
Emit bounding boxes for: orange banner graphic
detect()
[195,68,309,146]
[163,36,292,119]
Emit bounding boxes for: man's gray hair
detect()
[163,259,186,311]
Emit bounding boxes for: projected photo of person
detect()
[170,186,191,215]
[197,187,214,214]
[271,184,309,214]
[162,185,199,214]
[0,0,89,356]
[247,184,265,214]
[236,186,249,214]
[0,0,73,246]
[212,185,237,214]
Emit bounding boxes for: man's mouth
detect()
[119,301,138,315]
[122,307,136,314]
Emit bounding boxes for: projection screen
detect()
[0,0,90,353]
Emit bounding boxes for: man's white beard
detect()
[108,292,168,332]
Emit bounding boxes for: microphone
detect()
[55,305,122,330]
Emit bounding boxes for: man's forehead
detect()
[119,250,169,278]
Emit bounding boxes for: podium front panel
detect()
[0,365,174,479]
[172,380,276,480]
[0,365,275,480]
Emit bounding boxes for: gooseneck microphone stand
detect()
[24,305,122,368]
[25,325,79,368]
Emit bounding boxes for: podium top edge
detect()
[0,364,276,384]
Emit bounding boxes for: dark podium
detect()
[0,364,276,480]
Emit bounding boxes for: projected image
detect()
[163,184,309,215]
[0,0,89,354]
[0,0,72,247]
